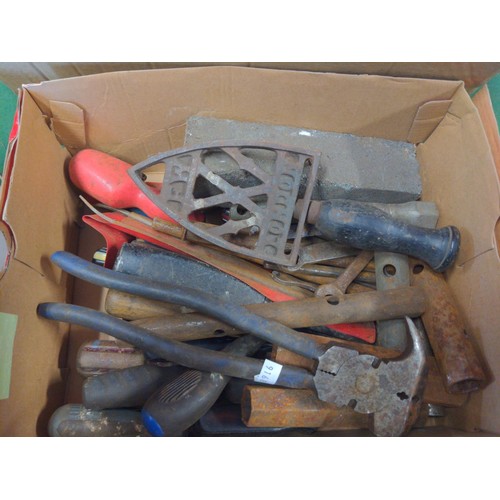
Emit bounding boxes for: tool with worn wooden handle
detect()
[39,251,430,436]
[127,142,461,272]
[110,239,375,342]
[76,339,146,376]
[105,290,187,320]
[105,286,426,343]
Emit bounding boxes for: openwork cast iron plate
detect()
[128,142,320,266]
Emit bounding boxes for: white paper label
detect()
[254,359,283,385]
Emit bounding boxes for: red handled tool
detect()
[81,211,376,343]
[69,149,178,223]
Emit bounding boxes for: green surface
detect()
[0,81,17,178]
[487,73,500,133]
[0,312,18,400]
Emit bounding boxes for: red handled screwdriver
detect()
[69,149,178,223]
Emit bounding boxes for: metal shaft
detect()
[409,261,488,393]
[121,286,427,342]
[241,386,368,430]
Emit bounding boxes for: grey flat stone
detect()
[184,117,421,203]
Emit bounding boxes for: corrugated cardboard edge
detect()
[472,85,500,257]
[407,100,453,143]
[1,91,78,281]
[49,100,87,151]
[0,91,23,279]
[0,89,78,435]
[23,67,463,162]
[1,62,499,92]
[417,84,500,434]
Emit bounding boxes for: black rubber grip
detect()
[82,364,185,410]
[309,200,460,272]
[48,404,148,437]
[141,335,264,437]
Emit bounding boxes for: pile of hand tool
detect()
[40,121,489,437]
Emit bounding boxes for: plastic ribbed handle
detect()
[82,364,185,410]
[141,335,264,437]
[308,200,460,272]
[69,149,176,222]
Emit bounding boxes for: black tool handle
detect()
[82,364,185,410]
[306,200,460,272]
[141,335,264,437]
[48,404,148,437]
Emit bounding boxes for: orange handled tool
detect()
[69,149,177,223]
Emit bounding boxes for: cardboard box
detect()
[0,67,499,436]
[1,62,500,93]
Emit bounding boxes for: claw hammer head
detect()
[314,317,429,436]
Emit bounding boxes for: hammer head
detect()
[314,317,429,436]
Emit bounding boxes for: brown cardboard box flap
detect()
[0,258,70,436]
[2,92,77,281]
[1,62,499,93]
[407,99,453,143]
[417,87,500,266]
[49,100,87,150]
[25,67,462,163]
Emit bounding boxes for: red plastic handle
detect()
[69,149,176,222]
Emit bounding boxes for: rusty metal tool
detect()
[409,261,489,394]
[374,199,439,351]
[111,239,362,341]
[241,387,443,431]
[127,142,460,271]
[268,252,376,343]
[375,252,411,351]
[270,271,319,294]
[83,208,380,343]
[106,285,426,343]
[267,262,376,289]
[40,251,430,436]
[272,333,468,408]
[313,317,428,436]
[313,250,373,299]
[128,142,319,268]
[241,386,370,430]
[322,255,376,271]
[270,251,376,343]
